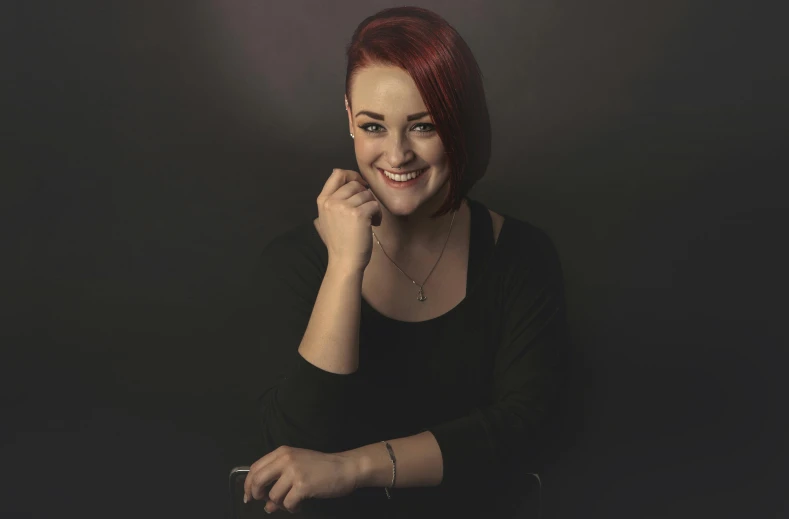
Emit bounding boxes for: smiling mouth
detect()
[377,167,428,181]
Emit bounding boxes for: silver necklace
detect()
[370,208,457,302]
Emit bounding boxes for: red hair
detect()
[345,6,492,219]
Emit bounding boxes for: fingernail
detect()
[243,494,248,504]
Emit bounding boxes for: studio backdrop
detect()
[2,1,786,518]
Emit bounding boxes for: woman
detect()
[243,6,569,518]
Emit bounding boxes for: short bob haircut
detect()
[344,6,492,219]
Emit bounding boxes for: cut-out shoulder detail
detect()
[489,209,504,246]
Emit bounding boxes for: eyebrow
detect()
[355,110,431,122]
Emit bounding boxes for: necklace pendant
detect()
[417,288,427,302]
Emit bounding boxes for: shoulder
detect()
[488,209,505,245]
[262,219,323,259]
[495,215,564,281]
[471,197,559,269]
[493,218,567,321]
[256,219,327,290]
[477,196,555,255]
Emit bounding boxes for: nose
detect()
[384,135,415,168]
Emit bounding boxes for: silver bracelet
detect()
[380,441,397,499]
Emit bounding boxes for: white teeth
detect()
[382,168,426,182]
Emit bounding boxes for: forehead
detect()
[351,65,426,111]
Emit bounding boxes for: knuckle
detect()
[284,493,301,513]
[280,451,294,463]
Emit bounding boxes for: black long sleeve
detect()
[244,198,570,518]
[251,231,369,456]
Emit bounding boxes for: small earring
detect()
[350,132,354,138]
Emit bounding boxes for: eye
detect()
[413,123,435,133]
[359,123,435,134]
[359,123,383,133]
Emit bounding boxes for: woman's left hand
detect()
[243,445,360,514]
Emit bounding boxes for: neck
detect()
[372,196,467,260]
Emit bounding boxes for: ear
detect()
[345,96,354,136]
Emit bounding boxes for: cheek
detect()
[428,155,450,171]
[357,140,376,154]
[422,145,447,165]
[354,145,375,166]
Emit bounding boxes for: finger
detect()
[244,457,266,499]
[318,168,367,200]
[244,464,260,500]
[282,488,305,515]
[266,472,294,512]
[328,180,372,205]
[249,471,270,502]
[247,464,279,502]
[243,469,254,502]
[245,448,284,500]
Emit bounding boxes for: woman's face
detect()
[346,65,451,216]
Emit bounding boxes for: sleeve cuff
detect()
[424,407,496,492]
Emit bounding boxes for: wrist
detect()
[336,449,371,490]
[355,451,374,489]
[339,442,392,489]
[327,259,367,278]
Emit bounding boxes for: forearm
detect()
[297,262,364,375]
[340,430,444,489]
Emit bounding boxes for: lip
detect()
[377,167,428,188]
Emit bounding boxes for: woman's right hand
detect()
[316,168,382,273]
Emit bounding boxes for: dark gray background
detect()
[2,1,787,518]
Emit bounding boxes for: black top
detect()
[249,197,570,518]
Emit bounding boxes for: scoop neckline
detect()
[309,197,508,325]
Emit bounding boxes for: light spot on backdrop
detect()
[200,2,350,137]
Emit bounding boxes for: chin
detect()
[380,197,421,214]
[383,192,446,216]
